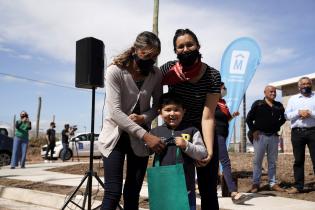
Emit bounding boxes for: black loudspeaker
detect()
[75,37,104,89]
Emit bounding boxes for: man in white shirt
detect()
[285,76,315,194]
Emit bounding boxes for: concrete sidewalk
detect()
[1,161,315,210]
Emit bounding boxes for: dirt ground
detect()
[45,152,315,202]
[0,146,314,208]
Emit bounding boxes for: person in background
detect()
[285,76,315,194]
[10,111,32,169]
[160,28,221,210]
[61,124,72,161]
[215,82,248,204]
[246,85,286,193]
[150,92,208,210]
[45,122,56,163]
[98,31,164,210]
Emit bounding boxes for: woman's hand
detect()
[143,133,165,154]
[196,151,213,167]
[22,117,29,122]
[129,113,145,125]
[232,111,240,118]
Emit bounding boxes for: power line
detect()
[0,72,105,94]
[0,72,75,89]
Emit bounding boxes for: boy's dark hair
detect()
[158,92,185,109]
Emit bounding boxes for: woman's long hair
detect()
[112,31,161,69]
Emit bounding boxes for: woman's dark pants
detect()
[101,133,149,210]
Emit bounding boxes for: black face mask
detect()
[300,86,312,95]
[133,54,155,76]
[177,50,201,67]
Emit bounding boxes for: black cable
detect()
[0,72,105,95]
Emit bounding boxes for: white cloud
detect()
[263,48,299,64]
[0,0,270,69]
[0,75,14,82]
[0,44,34,60]
[0,0,273,100]
[0,45,14,53]
[0,0,155,63]
[17,54,32,60]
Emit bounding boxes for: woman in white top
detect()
[98,31,165,210]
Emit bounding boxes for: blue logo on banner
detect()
[220,37,261,147]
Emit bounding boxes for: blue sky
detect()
[0,0,314,134]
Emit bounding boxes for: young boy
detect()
[150,92,207,210]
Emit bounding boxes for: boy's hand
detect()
[175,137,187,150]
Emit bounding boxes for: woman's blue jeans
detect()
[218,134,237,192]
[10,136,28,168]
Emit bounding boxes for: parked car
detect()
[41,133,101,160]
[0,123,13,137]
[0,129,13,166]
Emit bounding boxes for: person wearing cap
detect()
[285,76,315,194]
[10,111,32,169]
[45,122,56,163]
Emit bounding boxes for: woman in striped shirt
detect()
[160,29,221,210]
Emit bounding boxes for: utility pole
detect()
[151,0,159,128]
[36,97,42,138]
[153,0,159,36]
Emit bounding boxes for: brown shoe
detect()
[270,184,285,192]
[286,187,300,194]
[250,184,259,193]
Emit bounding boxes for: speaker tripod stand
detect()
[61,87,123,210]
